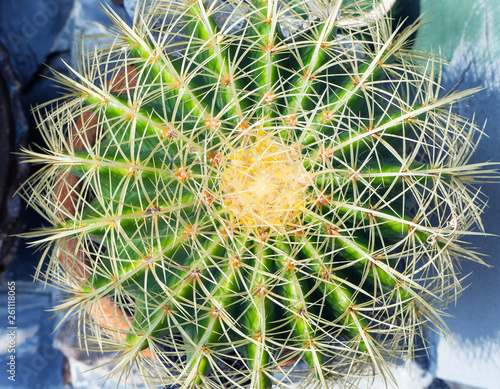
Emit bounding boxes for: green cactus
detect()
[21,0,496,387]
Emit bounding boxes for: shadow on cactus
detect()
[20,0,497,387]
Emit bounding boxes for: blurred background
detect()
[0,0,498,388]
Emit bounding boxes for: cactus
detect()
[21,0,496,387]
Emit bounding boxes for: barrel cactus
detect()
[22,0,496,387]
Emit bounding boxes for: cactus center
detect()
[220,133,312,227]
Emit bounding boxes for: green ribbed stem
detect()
[23,0,492,387]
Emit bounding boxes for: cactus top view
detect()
[21,0,497,387]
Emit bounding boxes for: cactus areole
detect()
[21,0,496,387]
[221,133,312,227]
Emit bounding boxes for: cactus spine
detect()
[21,0,496,387]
